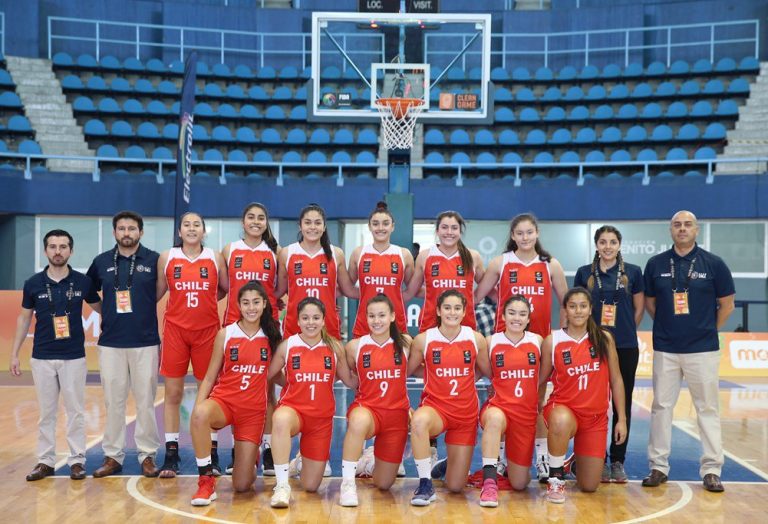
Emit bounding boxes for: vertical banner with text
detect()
[173,52,198,238]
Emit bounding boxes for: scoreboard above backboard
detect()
[358,0,439,13]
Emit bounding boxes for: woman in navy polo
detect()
[574,225,644,483]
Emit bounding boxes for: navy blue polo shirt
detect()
[22,266,100,360]
[644,244,734,354]
[87,244,160,348]
[574,261,644,348]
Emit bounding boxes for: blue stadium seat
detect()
[655,81,676,98]
[512,67,530,81]
[668,60,690,75]
[601,64,621,79]
[195,102,214,117]
[636,148,657,161]
[125,145,146,159]
[226,85,246,100]
[617,103,638,119]
[604,172,623,180]
[534,67,553,81]
[265,105,286,120]
[110,77,131,93]
[624,125,647,142]
[279,66,299,79]
[272,86,293,101]
[477,152,496,165]
[193,125,209,141]
[76,54,97,68]
[99,55,121,70]
[212,63,232,78]
[622,62,643,78]
[332,151,352,163]
[610,149,631,163]
[491,67,510,81]
[294,86,308,101]
[715,100,738,116]
[585,150,605,163]
[234,64,254,79]
[451,152,471,164]
[516,88,535,102]
[357,129,378,145]
[84,119,108,136]
[286,128,307,144]
[158,80,177,95]
[549,128,571,145]
[97,144,119,158]
[307,150,327,163]
[212,125,234,142]
[599,126,621,144]
[52,52,73,66]
[240,104,261,119]
[631,83,653,98]
[226,149,247,163]
[137,122,160,138]
[123,99,144,114]
[666,101,688,118]
[678,80,699,96]
[676,123,700,141]
[739,56,759,71]
[7,115,31,132]
[563,86,583,101]
[195,62,210,76]
[424,129,445,145]
[309,129,330,144]
[86,76,107,91]
[236,127,258,144]
[703,122,726,139]
[518,107,539,122]
[0,70,12,87]
[425,152,445,164]
[574,128,596,144]
[534,152,554,164]
[474,129,495,146]
[203,148,224,161]
[286,105,306,121]
[218,104,238,118]
[702,79,725,95]
[690,100,713,117]
[146,58,166,73]
[502,152,522,164]
[715,57,737,72]
[728,78,749,94]
[253,150,272,162]
[557,66,577,81]
[578,65,599,80]
[168,60,184,74]
[495,87,513,102]
[498,129,519,145]
[544,106,566,122]
[203,83,223,98]
[152,146,173,160]
[447,68,465,81]
[650,124,673,141]
[61,75,83,90]
[657,171,675,178]
[585,85,606,101]
[567,106,589,121]
[524,129,546,145]
[592,105,613,120]
[541,87,561,102]
[356,151,376,163]
[123,57,144,72]
[607,84,629,100]
[559,151,580,163]
[73,96,96,112]
[692,59,712,74]
[694,146,717,160]
[495,107,514,122]
[111,120,133,137]
[249,86,269,101]
[135,79,155,94]
[645,61,666,76]
[450,129,471,145]
[666,147,688,160]
[640,103,662,119]
[162,123,179,139]
[147,100,169,115]
[320,66,340,79]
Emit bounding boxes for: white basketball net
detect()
[375,98,424,150]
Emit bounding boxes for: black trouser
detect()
[608,346,639,464]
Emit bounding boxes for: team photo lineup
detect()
[11,202,735,509]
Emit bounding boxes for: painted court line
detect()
[612,481,692,524]
[634,398,768,481]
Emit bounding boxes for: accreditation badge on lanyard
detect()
[53,315,71,339]
[670,254,695,316]
[47,281,73,339]
[600,303,617,327]
[114,250,136,314]
[116,290,133,313]
[673,291,690,315]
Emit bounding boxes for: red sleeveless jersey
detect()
[486,331,541,423]
[353,335,409,411]
[164,247,220,330]
[209,323,271,410]
[495,251,553,337]
[283,243,340,339]
[353,244,407,338]
[419,246,476,332]
[224,240,278,325]
[278,334,337,418]
[420,326,479,421]
[546,329,610,416]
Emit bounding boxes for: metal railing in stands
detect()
[2,151,766,187]
[734,300,768,332]
[0,12,5,57]
[425,19,760,70]
[47,17,383,70]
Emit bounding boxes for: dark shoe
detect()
[642,469,668,487]
[70,463,86,480]
[703,473,724,492]
[210,448,222,477]
[158,452,180,479]
[93,457,122,478]
[141,457,159,478]
[262,446,275,476]
[26,463,54,481]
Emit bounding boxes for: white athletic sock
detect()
[275,463,290,484]
[482,457,497,468]
[262,434,272,448]
[165,432,180,443]
[549,454,565,469]
[196,456,212,467]
[342,460,357,481]
[210,432,218,443]
[535,438,548,459]
[415,458,431,479]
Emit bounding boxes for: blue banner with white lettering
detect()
[173,52,197,238]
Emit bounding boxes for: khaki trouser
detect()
[648,350,723,478]
[98,345,160,465]
[30,357,87,467]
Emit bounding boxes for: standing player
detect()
[404,211,485,332]
[222,202,281,475]
[348,202,414,338]
[268,297,356,508]
[338,295,412,507]
[156,212,228,478]
[539,287,627,504]
[478,295,542,507]
[407,290,491,506]
[277,204,358,339]
[474,213,568,481]
[574,225,644,483]
[189,282,282,506]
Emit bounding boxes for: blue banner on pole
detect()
[173,52,198,238]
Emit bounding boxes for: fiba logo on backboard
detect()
[178,112,194,203]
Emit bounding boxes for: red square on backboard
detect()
[439,92,455,110]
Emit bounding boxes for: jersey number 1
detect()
[578,374,589,391]
[186,291,198,308]
[306,288,320,299]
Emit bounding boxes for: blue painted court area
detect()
[62,383,765,483]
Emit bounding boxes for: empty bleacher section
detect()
[0,53,43,168]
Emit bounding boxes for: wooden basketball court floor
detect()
[1,375,766,523]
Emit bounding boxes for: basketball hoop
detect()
[375,97,424,150]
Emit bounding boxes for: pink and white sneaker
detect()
[479,478,499,507]
[546,477,566,504]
